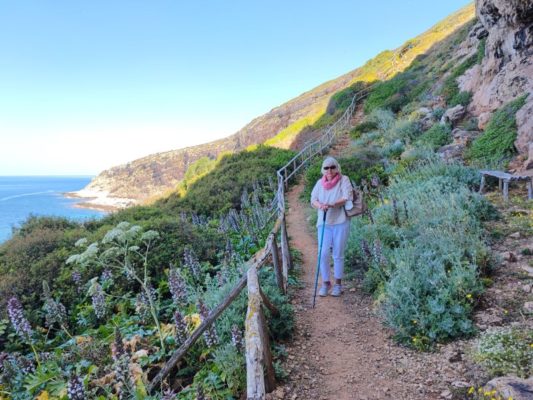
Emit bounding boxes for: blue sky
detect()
[0,0,471,175]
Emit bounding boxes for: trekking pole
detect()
[312,208,327,309]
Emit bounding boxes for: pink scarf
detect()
[321,173,341,190]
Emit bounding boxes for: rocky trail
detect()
[266,137,533,400]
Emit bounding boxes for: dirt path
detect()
[268,140,477,400]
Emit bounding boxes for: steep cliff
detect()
[459,0,532,170]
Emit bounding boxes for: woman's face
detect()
[323,163,338,180]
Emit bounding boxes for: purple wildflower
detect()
[15,354,35,374]
[168,266,187,305]
[183,247,201,281]
[197,300,218,347]
[100,269,113,285]
[360,239,372,265]
[111,329,134,399]
[174,310,188,346]
[71,270,83,294]
[67,375,87,400]
[231,325,243,350]
[372,239,387,266]
[91,282,106,319]
[7,297,33,342]
[42,282,67,328]
[135,292,151,324]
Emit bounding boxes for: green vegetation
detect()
[417,123,452,149]
[466,95,528,167]
[345,160,492,350]
[440,54,477,105]
[477,37,486,64]
[0,145,295,399]
[364,70,431,113]
[175,156,218,196]
[160,146,295,215]
[474,328,533,378]
[349,121,378,139]
[449,90,472,107]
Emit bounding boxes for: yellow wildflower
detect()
[467,386,475,395]
[466,293,472,299]
[184,313,202,329]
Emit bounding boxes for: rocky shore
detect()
[65,188,135,212]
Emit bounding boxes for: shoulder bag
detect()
[345,177,367,217]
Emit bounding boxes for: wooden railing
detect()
[148,93,360,397]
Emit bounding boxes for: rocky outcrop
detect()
[483,376,533,400]
[440,105,466,126]
[437,128,480,162]
[459,0,533,169]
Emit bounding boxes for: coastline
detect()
[65,189,136,213]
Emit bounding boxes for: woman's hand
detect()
[317,202,331,211]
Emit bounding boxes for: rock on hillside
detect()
[459,0,533,170]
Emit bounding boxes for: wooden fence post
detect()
[246,266,276,399]
[280,213,292,291]
[270,235,285,294]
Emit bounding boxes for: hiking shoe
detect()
[318,283,331,297]
[331,284,343,297]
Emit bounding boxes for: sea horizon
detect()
[0,176,106,244]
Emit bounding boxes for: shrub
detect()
[160,145,295,216]
[440,54,477,105]
[347,161,493,349]
[364,73,414,114]
[385,119,423,144]
[349,121,378,139]
[474,328,533,378]
[367,108,395,132]
[449,90,472,107]
[326,81,367,114]
[466,95,528,167]
[432,108,445,120]
[417,123,452,149]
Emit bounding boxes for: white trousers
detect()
[317,220,350,282]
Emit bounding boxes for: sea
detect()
[0,176,106,243]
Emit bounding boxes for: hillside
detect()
[0,1,531,398]
[75,3,475,210]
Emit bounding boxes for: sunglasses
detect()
[323,165,337,170]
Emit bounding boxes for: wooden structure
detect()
[148,86,372,397]
[479,170,533,201]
